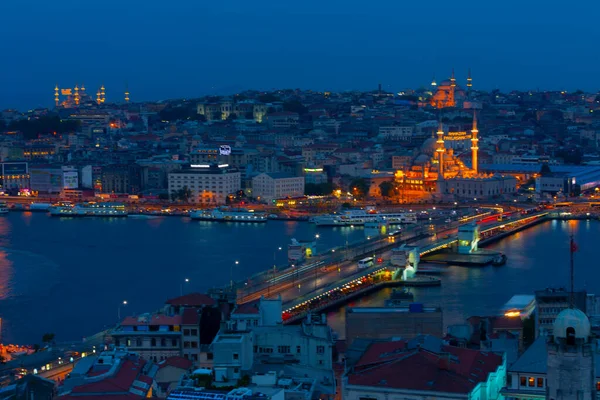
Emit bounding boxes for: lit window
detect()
[529,377,535,387]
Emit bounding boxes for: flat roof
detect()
[347,306,441,313]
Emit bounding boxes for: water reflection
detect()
[326,220,600,339]
[0,250,13,300]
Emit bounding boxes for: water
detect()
[0,213,365,344]
[0,214,597,344]
[325,218,600,338]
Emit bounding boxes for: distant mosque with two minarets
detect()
[394,70,517,202]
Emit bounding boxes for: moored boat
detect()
[190,207,267,223]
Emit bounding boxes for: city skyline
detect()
[2,0,600,110]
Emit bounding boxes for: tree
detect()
[539,163,552,176]
[158,193,170,201]
[349,178,370,199]
[226,113,238,121]
[244,111,254,120]
[258,93,279,103]
[283,100,308,115]
[379,181,395,198]
[42,333,55,344]
[174,186,193,202]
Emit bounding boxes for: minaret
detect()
[471,110,479,175]
[100,84,106,103]
[96,88,102,105]
[124,84,130,103]
[449,69,456,107]
[431,75,437,87]
[81,83,86,96]
[436,121,445,179]
[74,84,80,106]
[466,69,472,93]
[54,85,60,107]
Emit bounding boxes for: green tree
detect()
[539,163,552,176]
[258,93,279,103]
[379,181,395,198]
[283,100,308,115]
[177,186,193,203]
[349,178,369,199]
[158,193,170,200]
[42,333,55,344]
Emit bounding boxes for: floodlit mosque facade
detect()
[394,110,517,202]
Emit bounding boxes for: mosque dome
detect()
[420,138,438,156]
[553,308,590,341]
[414,154,430,165]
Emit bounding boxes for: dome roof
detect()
[420,138,438,155]
[553,308,590,340]
[414,154,430,165]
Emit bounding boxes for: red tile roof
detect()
[348,342,503,395]
[166,293,215,307]
[121,314,182,326]
[232,302,260,315]
[66,357,153,398]
[159,356,193,371]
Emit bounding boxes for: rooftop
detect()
[347,339,504,395]
[166,293,216,307]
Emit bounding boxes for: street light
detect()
[180,278,190,296]
[118,300,127,320]
[231,261,239,289]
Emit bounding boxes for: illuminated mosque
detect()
[393,110,516,202]
[429,69,472,109]
[53,84,131,107]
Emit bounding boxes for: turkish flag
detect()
[571,241,579,253]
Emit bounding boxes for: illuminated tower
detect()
[466,69,473,93]
[100,84,106,103]
[448,69,456,107]
[124,84,130,103]
[431,75,437,88]
[74,84,80,106]
[96,88,102,105]
[436,121,446,179]
[81,83,86,96]
[471,110,479,175]
[54,85,60,107]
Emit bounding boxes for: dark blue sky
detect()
[2,0,599,110]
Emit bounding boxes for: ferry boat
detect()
[312,209,417,227]
[0,202,8,215]
[49,202,128,217]
[190,207,267,223]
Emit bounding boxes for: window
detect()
[537,378,544,387]
[278,346,291,354]
[520,376,526,387]
[191,341,198,348]
[233,353,239,360]
[207,352,214,360]
[172,339,178,347]
[151,338,156,347]
[136,338,142,347]
[297,346,301,354]
[234,368,240,374]
[184,341,190,348]
[317,346,325,354]
[191,329,198,336]
[529,377,535,387]
[126,339,131,347]
[318,360,324,365]
[183,329,190,336]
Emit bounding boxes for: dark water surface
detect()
[325,218,600,338]
[0,214,596,344]
[0,213,364,344]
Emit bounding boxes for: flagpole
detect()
[570,234,575,308]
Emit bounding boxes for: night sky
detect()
[2,0,599,110]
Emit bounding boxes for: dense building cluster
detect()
[2,75,600,205]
